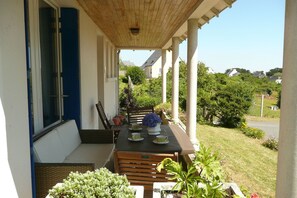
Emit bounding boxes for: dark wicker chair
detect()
[127,106,154,125]
[95,101,121,142]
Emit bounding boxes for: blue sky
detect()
[120,0,286,73]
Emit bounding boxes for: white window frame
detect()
[28,0,62,133]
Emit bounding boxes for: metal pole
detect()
[260,94,264,117]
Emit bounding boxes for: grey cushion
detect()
[64,144,115,169]
[34,129,65,163]
[56,120,81,157]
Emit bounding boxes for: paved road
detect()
[247,120,280,139]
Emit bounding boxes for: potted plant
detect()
[157,144,227,198]
[47,168,137,198]
[142,113,162,134]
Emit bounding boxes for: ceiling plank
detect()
[77,0,235,49]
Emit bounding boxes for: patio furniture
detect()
[95,101,121,142]
[114,151,178,191]
[34,120,115,198]
[114,124,183,192]
[127,106,154,124]
[115,125,182,154]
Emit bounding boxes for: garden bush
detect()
[125,66,146,85]
[215,81,254,128]
[262,138,278,151]
[48,168,135,198]
[154,102,172,115]
[240,126,265,139]
[135,95,160,108]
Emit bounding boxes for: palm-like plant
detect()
[157,145,226,198]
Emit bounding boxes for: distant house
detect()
[207,67,215,74]
[141,50,172,78]
[270,76,282,84]
[275,77,282,84]
[253,71,266,78]
[226,68,240,77]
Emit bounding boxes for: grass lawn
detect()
[197,124,278,198]
[248,94,280,118]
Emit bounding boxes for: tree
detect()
[133,78,162,107]
[197,63,217,122]
[234,68,251,74]
[233,73,279,94]
[125,66,146,85]
[266,68,282,77]
[225,68,251,74]
[214,81,254,128]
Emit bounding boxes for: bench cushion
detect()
[64,144,115,169]
[33,129,65,163]
[56,120,81,157]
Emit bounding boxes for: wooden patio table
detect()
[114,124,194,197]
[115,125,182,154]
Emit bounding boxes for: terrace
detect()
[1,0,297,197]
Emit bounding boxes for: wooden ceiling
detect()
[77,0,235,49]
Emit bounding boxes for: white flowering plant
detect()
[48,168,135,198]
[142,113,162,127]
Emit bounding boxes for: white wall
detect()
[150,50,172,78]
[104,79,118,119]
[57,0,119,129]
[78,5,99,129]
[0,0,119,196]
[0,1,32,197]
[144,50,172,78]
[152,58,162,78]
[97,35,105,127]
[97,39,119,127]
[57,0,99,129]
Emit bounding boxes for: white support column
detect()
[171,37,180,122]
[276,0,297,197]
[116,49,120,113]
[162,49,167,103]
[186,19,198,144]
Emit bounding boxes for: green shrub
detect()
[262,138,278,151]
[215,81,254,128]
[154,102,172,115]
[125,66,145,85]
[135,95,160,107]
[48,168,135,198]
[240,126,265,139]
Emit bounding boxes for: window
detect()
[27,0,62,134]
[27,1,82,134]
[39,0,61,128]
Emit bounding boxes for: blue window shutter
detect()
[60,8,81,129]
